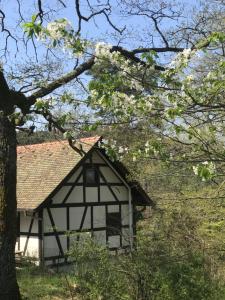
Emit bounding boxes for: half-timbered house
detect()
[16,136,153,266]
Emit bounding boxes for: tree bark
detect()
[0,113,20,299]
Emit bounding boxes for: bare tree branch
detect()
[58,0,66,7]
[37,0,44,21]
[31,108,85,155]
[75,0,125,34]
[132,46,185,54]
[27,56,95,104]
[151,16,169,47]
[0,9,18,56]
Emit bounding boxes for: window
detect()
[85,166,99,186]
[106,212,121,236]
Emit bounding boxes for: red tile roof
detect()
[17,136,100,210]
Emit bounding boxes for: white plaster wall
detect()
[86,187,98,202]
[20,213,38,233]
[100,166,122,183]
[66,186,83,203]
[100,186,128,203]
[60,235,67,253]
[43,208,67,232]
[108,205,119,213]
[83,207,91,229]
[108,236,120,248]
[51,208,67,231]
[93,206,105,228]
[52,186,71,204]
[17,213,39,259]
[20,236,39,258]
[121,205,129,225]
[69,207,84,230]
[70,207,91,230]
[67,167,83,183]
[44,236,59,257]
[44,235,67,258]
[112,186,128,201]
[43,208,50,232]
[44,239,55,257]
[93,231,106,245]
[100,186,115,202]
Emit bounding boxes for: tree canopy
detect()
[1,0,224,173]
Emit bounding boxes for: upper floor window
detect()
[84,166,99,186]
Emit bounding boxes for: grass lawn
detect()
[17,265,79,300]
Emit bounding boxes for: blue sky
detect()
[0,0,208,129]
[0,0,202,61]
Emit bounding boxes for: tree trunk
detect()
[0,113,20,299]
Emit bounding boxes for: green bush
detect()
[69,235,130,300]
[69,212,225,300]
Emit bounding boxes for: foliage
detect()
[9,0,224,174]
[1,0,224,173]
[17,265,73,299]
[69,210,225,300]
[69,235,130,300]
[88,39,225,175]
[16,130,63,145]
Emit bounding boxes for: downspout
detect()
[128,188,133,250]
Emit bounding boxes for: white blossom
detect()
[186,75,194,82]
[118,146,124,154]
[182,48,192,58]
[193,165,199,175]
[47,19,71,40]
[95,42,112,59]
[101,139,108,145]
[132,155,137,162]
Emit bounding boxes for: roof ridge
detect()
[17,136,101,149]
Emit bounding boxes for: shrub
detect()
[69,235,130,300]
[69,211,225,300]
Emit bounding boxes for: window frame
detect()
[84,165,99,187]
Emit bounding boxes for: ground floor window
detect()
[106,212,121,236]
